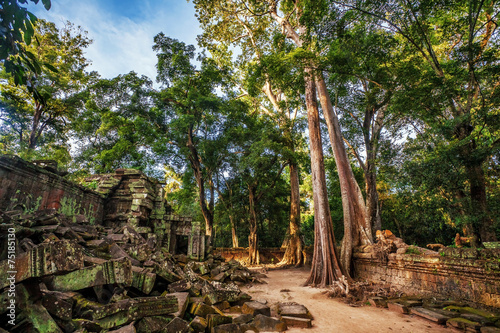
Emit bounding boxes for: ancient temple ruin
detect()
[0,154,207,260]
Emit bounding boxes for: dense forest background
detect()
[1,0,499,261]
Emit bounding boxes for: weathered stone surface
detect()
[165,317,190,333]
[207,314,233,331]
[354,247,500,308]
[132,266,156,294]
[189,316,207,332]
[212,323,241,333]
[136,316,172,333]
[252,314,287,332]
[410,307,450,324]
[171,292,190,318]
[233,313,254,324]
[281,316,312,328]
[168,279,192,293]
[109,322,137,332]
[0,240,84,288]
[481,327,500,333]
[45,257,132,291]
[41,290,74,320]
[447,317,481,331]
[213,300,230,311]
[73,294,178,329]
[242,301,271,317]
[388,301,409,314]
[278,303,311,318]
[190,302,216,318]
[0,155,104,223]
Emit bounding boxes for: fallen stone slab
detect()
[410,307,450,324]
[207,314,233,331]
[0,240,83,288]
[388,301,409,314]
[165,317,190,333]
[109,322,137,332]
[171,292,190,318]
[278,303,311,319]
[281,316,312,328]
[136,316,172,333]
[242,301,271,317]
[73,294,178,329]
[131,266,156,294]
[44,257,132,291]
[446,317,481,331]
[233,313,254,324]
[189,316,207,332]
[212,323,241,333]
[190,302,216,318]
[41,290,75,321]
[252,314,287,332]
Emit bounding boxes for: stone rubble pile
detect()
[0,209,309,333]
[369,296,500,332]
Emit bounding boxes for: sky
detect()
[28,0,202,82]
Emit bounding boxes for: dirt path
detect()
[241,267,459,333]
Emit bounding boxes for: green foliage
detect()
[0,0,51,91]
[71,71,156,175]
[1,19,92,167]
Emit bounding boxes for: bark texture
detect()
[279,160,304,266]
[304,69,345,286]
[315,76,373,274]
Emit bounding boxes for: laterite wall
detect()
[0,155,104,223]
[354,248,500,308]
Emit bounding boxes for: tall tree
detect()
[151,34,248,246]
[193,0,307,265]
[71,72,155,175]
[1,19,92,162]
[266,0,373,276]
[345,0,500,242]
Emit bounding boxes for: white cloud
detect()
[30,0,202,82]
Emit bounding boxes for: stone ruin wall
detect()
[0,155,103,223]
[354,248,500,308]
[0,155,206,260]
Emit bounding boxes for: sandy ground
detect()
[240,267,460,333]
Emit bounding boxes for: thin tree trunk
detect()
[28,103,43,149]
[187,127,214,246]
[365,152,382,233]
[230,215,239,248]
[279,160,304,266]
[248,186,260,264]
[304,69,345,287]
[315,75,373,275]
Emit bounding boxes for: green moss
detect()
[405,246,422,255]
[444,306,499,321]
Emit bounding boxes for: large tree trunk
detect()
[248,186,260,265]
[279,160,304,266]
[304,69,345,286]
[456,124,496,243]
[467,163,496,242]
[315,75,373,274]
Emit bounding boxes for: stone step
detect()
[410,307,450,324]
